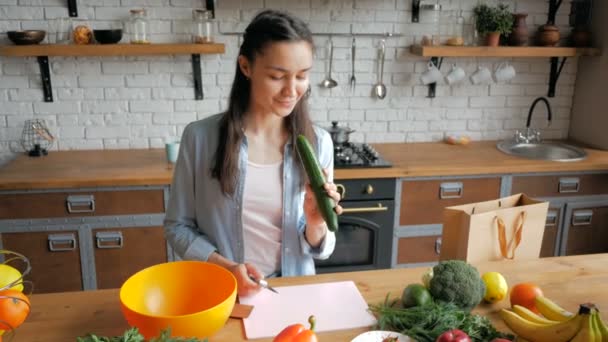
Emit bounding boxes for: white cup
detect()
[494,62,517,82]
[470,66,492,85]
[445,64,466,85]
[420,61,443,85]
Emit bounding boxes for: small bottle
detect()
[192,9,214,44]
[129,9,149,44]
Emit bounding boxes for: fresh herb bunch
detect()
[77,327,207,342]
[473,4,513,36]
[369,296,514,342]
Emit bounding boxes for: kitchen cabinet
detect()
[561,201,608,256]
[540,206,563,257]
[399,177,502,226]
[511,173,608,258]
[93,226,167,289]
[395,235,441,264]
[0,186,168,293]
[394,176,502,267]
[1,230,83,293]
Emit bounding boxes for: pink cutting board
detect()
[238,280,376,340]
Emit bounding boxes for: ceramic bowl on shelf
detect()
[119,261,236,339]
[7,30,46,45]
[93,29,123,44]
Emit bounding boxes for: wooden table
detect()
[13,254,608,341]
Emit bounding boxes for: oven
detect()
[315,178,395,273]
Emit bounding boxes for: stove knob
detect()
[364,184,374,194]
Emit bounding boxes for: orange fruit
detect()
[510,283,543,313]
[0,290,30,330]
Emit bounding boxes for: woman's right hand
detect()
[228,262,264,297]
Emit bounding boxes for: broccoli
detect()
[428,260,486,312]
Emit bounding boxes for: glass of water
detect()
[52,17,72,44]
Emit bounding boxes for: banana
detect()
[570,309,597,342]
[512,304,560,325]
[594,310,608,342]
[500,308,582,342]
[534,295,575,322]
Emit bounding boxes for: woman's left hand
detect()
[303,169,342,247]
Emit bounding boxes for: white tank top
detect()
[242,160,283,276]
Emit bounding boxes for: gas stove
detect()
[334,142,392,169]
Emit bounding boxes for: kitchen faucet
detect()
[515,97,553,143]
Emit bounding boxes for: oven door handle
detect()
[341,203,388,213]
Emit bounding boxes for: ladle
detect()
[321,38,338,89]
[373,39,387,99]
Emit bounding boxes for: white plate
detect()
[350,330,413,342]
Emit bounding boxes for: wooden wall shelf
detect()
[410,45,601,99]
[0,43,225,57]
[410,45,601,58]
[0,43,225,102]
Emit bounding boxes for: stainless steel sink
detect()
[497,140,587,162]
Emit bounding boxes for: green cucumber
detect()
[296,135,339,232]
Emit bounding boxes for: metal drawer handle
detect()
[341,203,388,214]
[572,210,593,226]
[546,210,558,227]
[435,237,442,255]
[48,233,76,252]
[439,182,463,199]
[66,195,95,213]
[96,231,124,249]
[558,177,580,193]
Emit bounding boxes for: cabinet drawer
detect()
[540,207,562,258]
[0,189,165,219]
[1,231,83,293]
[564,206,608,256]
[396,235,441,264]
[94,226,167,289]
[400,178,501,226]
[511,174,608,198]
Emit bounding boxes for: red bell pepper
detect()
[436,329,472,342]
[273,315,318,342]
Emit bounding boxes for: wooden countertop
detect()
[2,141,608,190]
[14,254,608,341]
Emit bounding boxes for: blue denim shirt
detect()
[164,114,336,277]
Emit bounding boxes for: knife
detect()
[250,276,279,294]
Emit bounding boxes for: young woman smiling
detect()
[164,9,342,296]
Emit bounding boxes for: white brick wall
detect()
[0,0,579,165]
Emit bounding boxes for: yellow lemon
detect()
[482,271,508,303]
[0,264,23,292]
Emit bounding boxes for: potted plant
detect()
[473,4,513,46]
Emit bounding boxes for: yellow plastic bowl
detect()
[119,261,236,339]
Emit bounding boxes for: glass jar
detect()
[192,9,214,44]
[447,10,465,46]
[418,3,442,46]
[129,9,149,44]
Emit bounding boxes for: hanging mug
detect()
[420,61,443,85]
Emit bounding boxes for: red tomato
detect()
[436,329,472,342]
[510,283,543,314]
[0,290,30,330]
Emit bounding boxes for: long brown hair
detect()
[212,9,316,195]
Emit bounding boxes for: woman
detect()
[164,9,342,296]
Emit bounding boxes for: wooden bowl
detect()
[7,30,46,45]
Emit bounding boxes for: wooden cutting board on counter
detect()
[238,280,376,339]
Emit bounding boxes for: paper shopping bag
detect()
[440,193,549,262]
